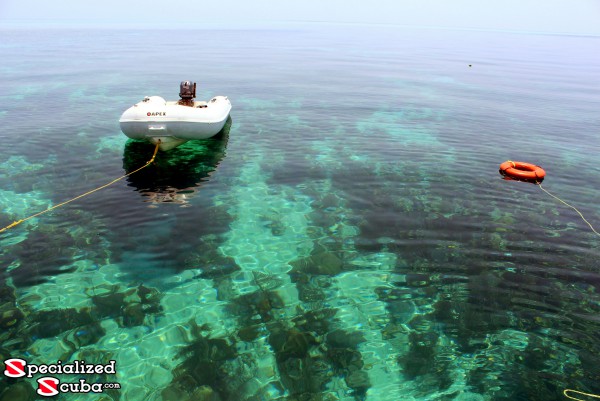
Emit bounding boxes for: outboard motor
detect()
[179,81,196,106]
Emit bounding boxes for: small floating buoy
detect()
[499,160,545,183]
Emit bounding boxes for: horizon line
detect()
[1,18,599,37]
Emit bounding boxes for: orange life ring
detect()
[499,160,545,182]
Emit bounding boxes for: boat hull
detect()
[119,95,231,151]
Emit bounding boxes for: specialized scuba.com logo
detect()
[4,358,121,397]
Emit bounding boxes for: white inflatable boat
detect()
[119,81,232,151]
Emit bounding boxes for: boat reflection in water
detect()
[122,117,231,206]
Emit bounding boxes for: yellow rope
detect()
[542,184,600,400]
[538,184,600,237]
[564,389,600,400]
[0,141,160,234]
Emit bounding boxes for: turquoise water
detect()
[1,25,599,400]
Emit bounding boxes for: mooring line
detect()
[0,141,160,234]
[539,184,600,238]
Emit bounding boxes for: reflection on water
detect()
[122,117,231,206]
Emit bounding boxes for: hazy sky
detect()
[1,0,599,34]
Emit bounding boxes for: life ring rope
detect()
[564,389,600,400]
[539,184,600,237]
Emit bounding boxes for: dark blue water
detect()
[1,25,599,400]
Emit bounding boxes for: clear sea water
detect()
[1,24,599,401]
